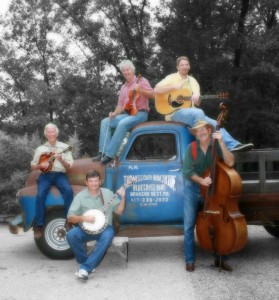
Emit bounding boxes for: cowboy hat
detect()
[189,120,215,136]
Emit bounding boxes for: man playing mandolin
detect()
[154,56,253,153]
[31,123,74,239]
[183,120,235,272]
[66,170,126,281]
[92,59,154,164]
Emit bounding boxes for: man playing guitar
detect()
[66,170,126,281]
[154,56,253,153]
[31,123,74,239]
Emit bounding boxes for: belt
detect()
[41,171,64,174]
[125,109,149,114]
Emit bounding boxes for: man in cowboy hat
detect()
[183,120,235,272]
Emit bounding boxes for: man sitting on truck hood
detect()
[92,59,154,164]
[31,123,74,239]
[154,56,253,153]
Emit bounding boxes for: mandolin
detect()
[154,88,229,115]
[38,146,73,173]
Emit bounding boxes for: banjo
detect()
[80,179,136,235]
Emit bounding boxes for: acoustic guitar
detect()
[38,145,73,173]
[154,89,229,115]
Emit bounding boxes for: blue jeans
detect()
[172,108,239,150]
[205,116,239,150]
[183,179,229,263]
[66,225,115,273]
[99,111,148,158]
[183,178,204,263]
[35,172,73,226]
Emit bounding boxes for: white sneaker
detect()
[231,143,254,153]
[75,269,89,281]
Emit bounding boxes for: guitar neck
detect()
[48,146,72,162]
[200,95,218,100]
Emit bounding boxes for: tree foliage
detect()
[155,0,279,146]
[0,130,40,213]
[0,0,278,212]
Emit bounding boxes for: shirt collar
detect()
[44,141,59,149]
[197,139,214,149]
[84,188,101,198]
[124,76,136,87]
[177,72,190,81]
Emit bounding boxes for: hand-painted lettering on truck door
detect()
[116,130,189,224]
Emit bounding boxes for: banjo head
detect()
[82,209,107,233]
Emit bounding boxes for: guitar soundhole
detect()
[171,101,184,108]
[169,95,191,108]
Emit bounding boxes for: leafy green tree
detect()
[0,131,41,213]
[54,0,160,152]
[0,0,76,133]
[155,0,279,147]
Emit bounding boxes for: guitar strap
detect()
[99,188,105,205]
[187,76,193,94]
[187,76,195,108]
[191,140,215,161]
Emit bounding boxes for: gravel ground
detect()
[0,224,279,300]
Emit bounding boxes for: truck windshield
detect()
[126,133,177,161]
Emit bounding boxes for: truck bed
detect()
[235,149,279,225]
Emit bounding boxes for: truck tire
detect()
[35,210,74,259]
[263,221,279,238]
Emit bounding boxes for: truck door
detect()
[115,130,185,225]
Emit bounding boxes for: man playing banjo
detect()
[66,170,126,281]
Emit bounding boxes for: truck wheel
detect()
[35,210,74,259]
[263,221,279,238]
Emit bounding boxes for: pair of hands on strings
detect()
[109,83,140,119]
[83,187,126,224]
[39,152,63,169]
[200,131,224,187]
[174,82,200,105]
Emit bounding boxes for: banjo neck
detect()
[100,180,136,213]
[100,192,119,213]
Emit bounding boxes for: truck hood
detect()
[24,158,106,187]
[66,158,106,186]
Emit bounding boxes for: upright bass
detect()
[196,103,248,256]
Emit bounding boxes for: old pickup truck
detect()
[9,121,279,259]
